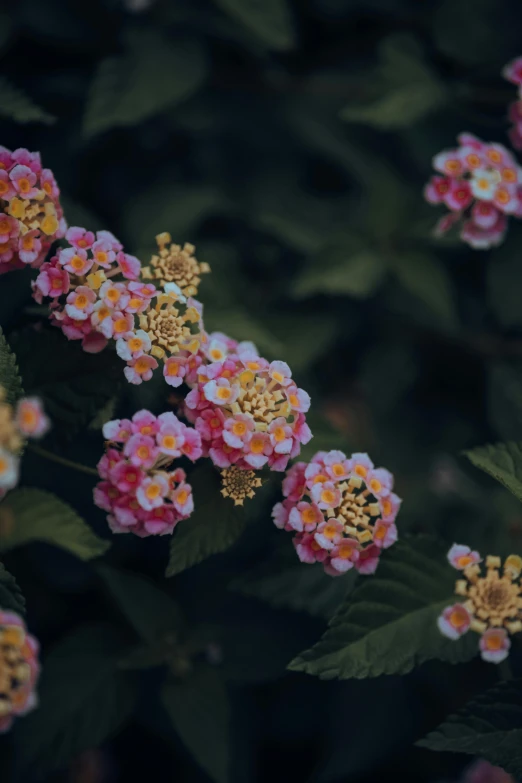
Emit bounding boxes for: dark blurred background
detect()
[2,0,522,781]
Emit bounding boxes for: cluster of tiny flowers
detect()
[140,232,210,297]
[424,133,522,248]
[438,545,522,664]
[0,146,65,275]
[94,410,202,537]
[185,344,312,473]
[503,57,522,151]
[272,451,401,577]
[0,387,49,498]
[0,608,40,733]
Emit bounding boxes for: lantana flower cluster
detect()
[0,609,40,733]
[141,232,210,297]
[185,347,312,473]
[0,146,65,275]
[424,133,522,249]
[503,57,522,151]
[272,451,401,577]
[438,544,522,664]
[0,387,50,498]
[94,410,202,537]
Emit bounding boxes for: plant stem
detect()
[28,443,98,477]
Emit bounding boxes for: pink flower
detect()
[380,492,402,523]
[116,330,151,361]
[272,501,291,530]
[327,539,360,574]
[479,628,510,664]
[136,474,170,511]
[282,461,306,501]
[243,432,272,469]
[209,438,242,468]
[351,453,374,481]
[0,146,13,172]
[15,398,50,438]
[156,420,186,458]
[355,544,381,575]
[163,356,188,387]
[323,451,351,481]
[493,184,519,214]
[99,281,130,310]
[0,214,19,243]
[437,603,471,640]
[96,229,123,252]
[35,265,70,298]
[65,286,96,320]
[111,461,144,493]
[0,609,40,734]
[269,360,292,386]
[106,311,135,340]
[288,501,323,532]
[195,408,225,441]
[444,179,472,212]
[503,56,522,85]
[286,385,311,413]
[117,251,141,280]
[203,378,240,406]
[131,410,159,437]
[96,447,122,479]
[294,532,328,564]
[0,170,15,201]
[423,176,451,205]
[93,481,122,512]
[372,520,397,549]
[59,247,93,276]
[124,434,158,469]
[311,481,342,510]
[10,164,38,199]
[0,447,19,490]
[18,231,42,265]
[65,226,95,251]
[91,239,116,268]
[460,214,506,249]
[268,417,293,454]
[367,468,393,498]
[40,169,59,200]
[11,148,41,173]
[172,482,194,516]
[293,413,312,445]
[314,518,344,550]
[179,427,202,461]
[223,414,255,449]
[447,543,482,570]
[433,150,464,177]
[82,331,108,354]
[103,418,133,443]
[471,202,500,229]
[141,506,178,536]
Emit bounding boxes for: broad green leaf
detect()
[464,442,522,503]
[288,538,477,679]
[14,625,135,774]
[214,0,295,51]
[84,31,206,137]
[0,561,26,616]
[391,252,457,327]
[166,464,247,577]
[97,565,182,645]
[295,240,387,299]
[0,489,109,560]
[0,77,55,125]
[10,328,121,438]
[418,679,522,778]
[162,665,230,783]
[341,34,446,129]
[232,553,356,619]
[0,328,23,407]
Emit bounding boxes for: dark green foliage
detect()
[0,562,25,617]
[418,679,522,777]
[0,328,22,407]
[289,538,477,678]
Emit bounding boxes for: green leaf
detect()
[418,679,522,778]
[84,31,206,137]
[162,665,230,783]
[391,252,457,327]
[0,328,23,407]
[213,0,295,51]
[295,238,387,299]
[0,77,55,125]
[232,552,356,619]
[10,328,121,438]
[341,34,446,130]
[97,565,182,645]
[0,561,26,616]
[166,464,247,577]
[14,625,135,775]
[0,489,109,560]
[288,537,477,679]
[464,442,522,503]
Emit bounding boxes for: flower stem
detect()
[28,443,98,477]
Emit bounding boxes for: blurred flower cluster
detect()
[0,609,39,733]
[0,387,49,497]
